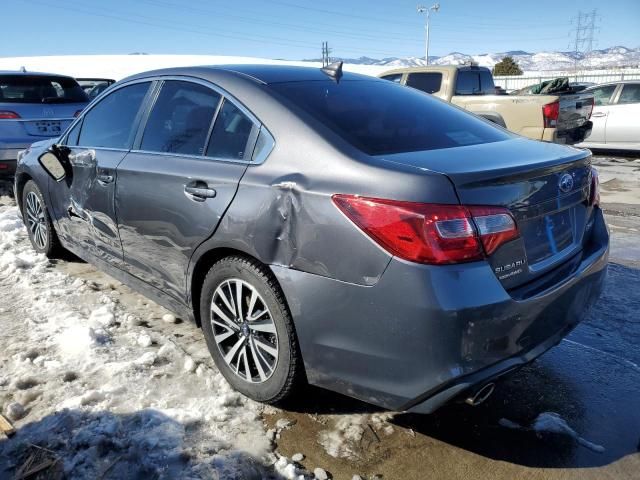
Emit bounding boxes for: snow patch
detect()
[499,412,605,453]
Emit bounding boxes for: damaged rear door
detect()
[50,81,153,265]
[116,79,260,303]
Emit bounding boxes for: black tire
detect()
[200,255,304,404]
[22,180,63,258]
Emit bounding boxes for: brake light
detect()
[589,167,600,207]
[332,195,519,265]
[0,110,20,119]
[542,101,559,128]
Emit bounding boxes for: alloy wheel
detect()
[210,278,279,383]
[25,191,48,250]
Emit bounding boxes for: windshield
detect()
[270,79,510,155]
[0,75,89,104]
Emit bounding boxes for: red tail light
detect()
[0,110,20,119]
[542,101,559,128]
[332,195,519,265]
[589,167,600,207]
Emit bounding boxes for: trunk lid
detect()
[380,138,593,289]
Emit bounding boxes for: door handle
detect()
[591,112,607,118]
[185,183,216,201]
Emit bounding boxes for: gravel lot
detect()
[1,152,638,479]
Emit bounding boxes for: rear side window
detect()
[206,100,255,160]
[0,75,88,104]
[455,70,495,95]
[380,74,403,83]
[406,73,442,94]
[141,81,221,156]
[617,84,640,105]
[79,82,150,149]
[271,79,510,155]
[590,85,616,106]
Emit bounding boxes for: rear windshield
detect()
[270,79,509,155]
[0,75,89,104]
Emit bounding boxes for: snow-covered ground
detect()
[1,153,638,479]
[0,182,329,478]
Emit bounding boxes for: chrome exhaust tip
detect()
[465,382,495,406]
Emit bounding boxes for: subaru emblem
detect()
[558,173,574,193]
[42,108,54,117]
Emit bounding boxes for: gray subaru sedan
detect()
[14,64,608,413]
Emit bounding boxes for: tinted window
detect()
[79,82,150,149]
[380,74,403,84]
[455,69,494,95]
[590,85,616,106]
[65,120,82,146]
[271,80,510,155]
[141,81,221,155]
[617,84,640,105]
[206,100,255,160]
[406,73,442,94]
[0,75,88,104]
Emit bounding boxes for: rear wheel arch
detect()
[189,247,282,327]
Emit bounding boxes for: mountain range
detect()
[310,46,640,72]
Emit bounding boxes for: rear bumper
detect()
[546,121,593,145]
[272,208,609,413]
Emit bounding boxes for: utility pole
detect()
[417,3,439,65]
[570,9,598,72]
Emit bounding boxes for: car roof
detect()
[585,80,640,89]
[0,70,76,79]
[121,64,373,85]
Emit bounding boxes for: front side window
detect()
[78,82,150,149]
[591,85,616,106]
[617,84,640,105]
[65,120,82,146]
[141,81,221,155]
[206,100,255,160]
[271,79,510,155]
[406,73,443,94]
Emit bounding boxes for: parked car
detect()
[76,78,116,100]
[15,64,608,413]
[576,81,640,152]
[379,66,594,145]
[0,71,89,176]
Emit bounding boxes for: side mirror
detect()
[38,151,67,182]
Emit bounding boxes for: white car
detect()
[577,81,640,151]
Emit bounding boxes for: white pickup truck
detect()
[379,65,594,145]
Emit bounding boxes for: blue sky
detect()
[4,0,639,59]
